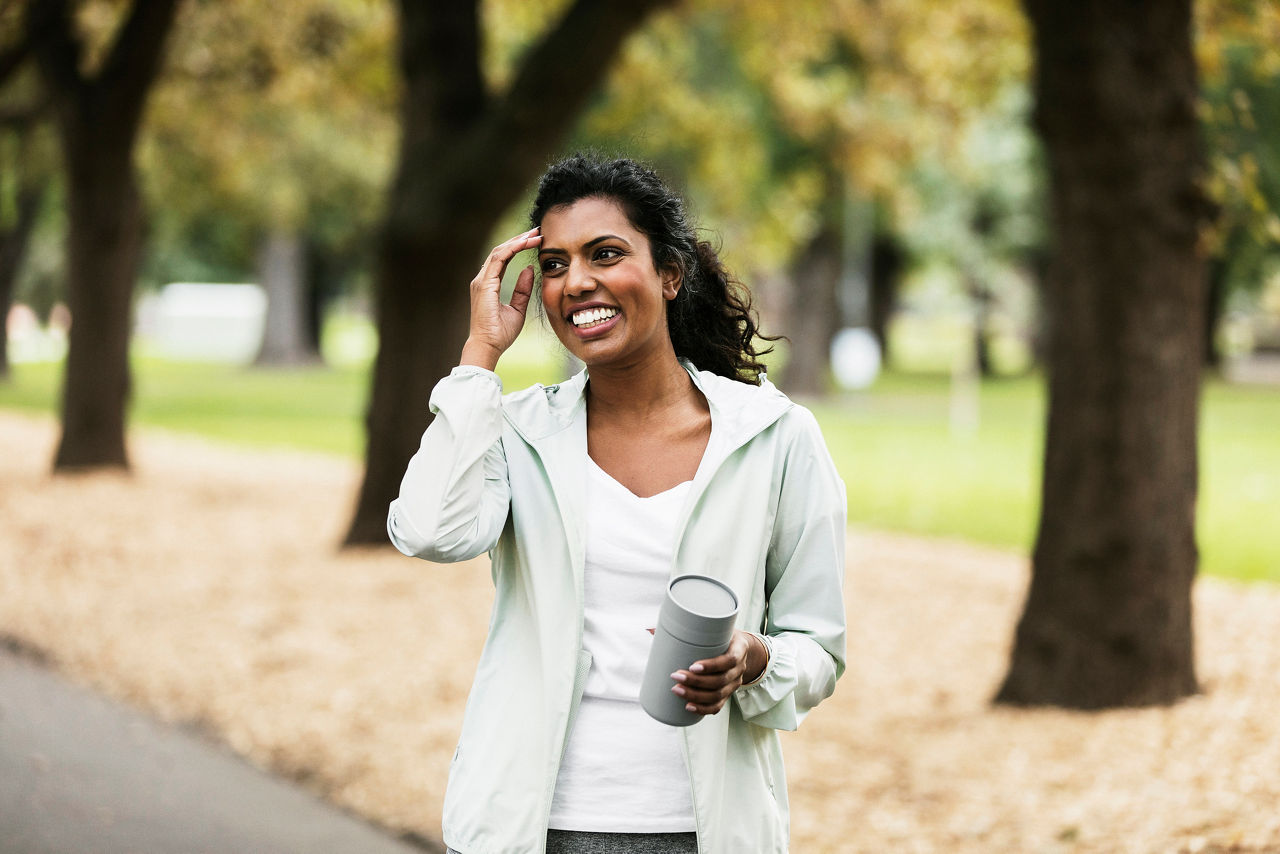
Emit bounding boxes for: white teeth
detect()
[571,307,618,328]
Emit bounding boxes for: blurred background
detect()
[2,0,1279,851]
[3,0,1276,576]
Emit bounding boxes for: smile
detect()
[570,307,619,328]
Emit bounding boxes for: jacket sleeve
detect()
[734,407,848,730]
[387,365,511,562]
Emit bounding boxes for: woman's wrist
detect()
[741,631,771,687]
[459,337,504,372]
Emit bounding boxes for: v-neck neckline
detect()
[586,455,694,502]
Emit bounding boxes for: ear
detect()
[661,267,682,301]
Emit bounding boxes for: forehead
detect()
[540,196,643,246]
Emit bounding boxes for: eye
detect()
[595,246,624,262]
[540,257,566,274]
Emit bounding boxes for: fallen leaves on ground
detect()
[1,412,1277,853]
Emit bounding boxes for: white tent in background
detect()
[134,283,266,363]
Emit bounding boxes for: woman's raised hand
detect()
[460,227,542,371]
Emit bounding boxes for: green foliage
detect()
[1201,39,1280,297]
[137,0,396,291]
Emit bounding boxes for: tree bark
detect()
[0,26,44,380]
[1203,256,1227,371]
[1201,225,1247,372]
[254,229,319,366]
[27,0,181,469]
[343,0,676,545]
[996,0,1207,708]
[0,170,42,380]
[968,277,996,378]
[868,232,902,369]
[782,199,841,397]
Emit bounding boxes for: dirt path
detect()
[1,412,1276,853]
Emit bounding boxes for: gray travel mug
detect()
[640,574,739,727]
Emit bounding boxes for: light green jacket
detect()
[388,362,847,854]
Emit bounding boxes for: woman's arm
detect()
[387,367,512,562]
[737,408,848,729]
[387,229,542,561]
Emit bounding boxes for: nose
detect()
[564,261,597,297]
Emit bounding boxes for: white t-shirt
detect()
[547,457,697,833]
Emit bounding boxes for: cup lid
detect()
[659,574,739,645]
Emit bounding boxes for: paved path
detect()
[0,646,435,854]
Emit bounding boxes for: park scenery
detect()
[2,1,1280,852]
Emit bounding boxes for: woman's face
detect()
[538,196,680,370]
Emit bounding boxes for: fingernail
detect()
[670,672,686,683]
[690,663,705,673]
[685,703,697,713]
[671,685,686,697]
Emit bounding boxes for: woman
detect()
[389,155,846,854]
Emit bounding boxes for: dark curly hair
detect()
[529,154,777,385]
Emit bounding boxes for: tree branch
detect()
[24,0,85,101]
[475,0,678,189]
[0,29,31,87]
[95,0,182,131]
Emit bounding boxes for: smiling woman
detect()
[387,154,848,854]
[537,196,679,377]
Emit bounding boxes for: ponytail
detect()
[668,240,777,384]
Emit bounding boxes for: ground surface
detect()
[1,411,1276,853]
[0,646,427,854]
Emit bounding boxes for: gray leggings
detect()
[448,831,698,853]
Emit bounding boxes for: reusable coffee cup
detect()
[640,574,739,727]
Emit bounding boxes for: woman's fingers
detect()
[466,229,541,362]
[474,228,541,287]
[509,265,535,317]
[670,637,749,715]
[673,679,736,710]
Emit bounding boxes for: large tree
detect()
[996,0,1208,708]
[343,0,675,545]
[26,0,181,468]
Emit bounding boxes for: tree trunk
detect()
[782,210,841,397]
[969,276,996,378]
[0,180,42,380]
[55,140,145,468]
[343,0,675,545]
[1203,258,1227,371]
[28,0,181,470]
[346,231,478,545]
[254,229,319,366]
[1025,246,1050,370]
[996,0,1207,708]
[869,232,902,369]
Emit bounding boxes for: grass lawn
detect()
[2,345,1277,583]
[812,373,1280,583]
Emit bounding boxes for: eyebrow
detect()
[538,234,630,256]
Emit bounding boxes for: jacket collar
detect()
[500,360,795,603]
[502,360,793,448]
